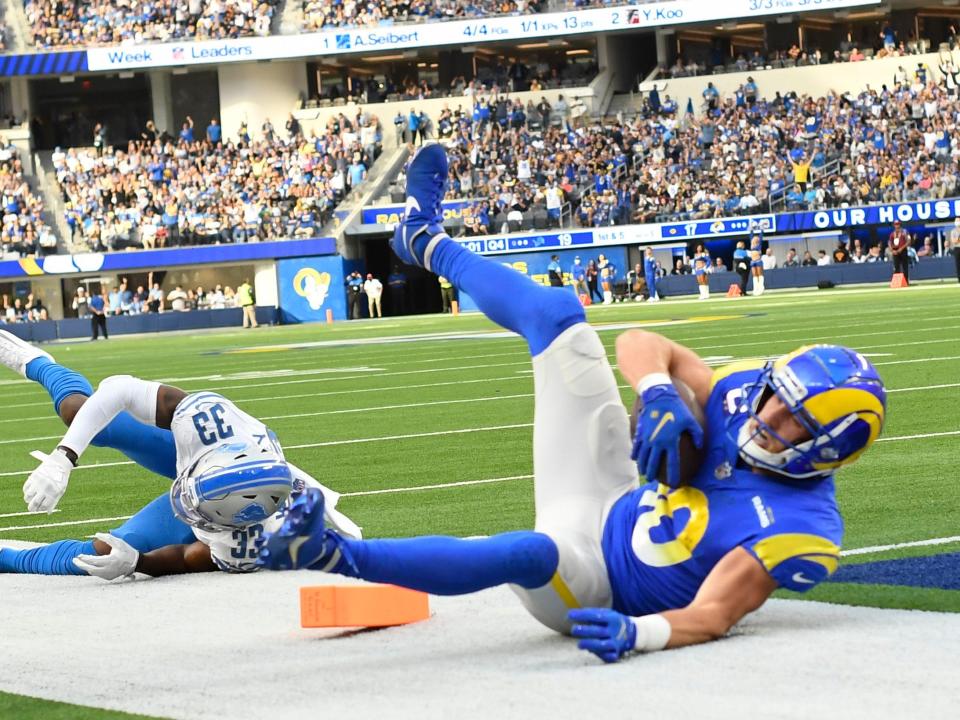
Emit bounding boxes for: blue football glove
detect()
[630,382,704,487]
[569,608,636,664]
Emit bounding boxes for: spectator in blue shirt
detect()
[347,156,367,188]
[702,82,719,110]
[408,110,421,146]
[206,118,221,144]
[179,116,194,144]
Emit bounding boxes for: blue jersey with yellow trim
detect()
[601,361,843,615]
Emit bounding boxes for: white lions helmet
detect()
[169,442,294,532]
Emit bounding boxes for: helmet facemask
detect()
[731,351,882,481]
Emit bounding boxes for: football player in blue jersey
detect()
[0,330,359,579]
[255,143,886,663]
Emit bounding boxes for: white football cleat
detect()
[0,329,52,377]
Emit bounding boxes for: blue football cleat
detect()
[256,488,350,572]
[391,142,450,271]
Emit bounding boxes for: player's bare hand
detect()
[23,449,73,513]
[74,533,140,580]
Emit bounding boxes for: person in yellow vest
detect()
[439,276,456,313]
[789,153,812,193]
[237,279,257,329]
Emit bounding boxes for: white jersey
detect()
[170,392,280,481]
[193,467,363,572]
[171,392,361,572]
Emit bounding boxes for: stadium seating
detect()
[0,139,56,259]
[24,0,278,48]
[440,74,960,228]
[51,112,382,252]
[301,1,544,33]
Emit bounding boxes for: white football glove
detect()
[73,533,140,581]
[23,449,74,513]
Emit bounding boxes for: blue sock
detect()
[328,531,559,594]
[0,540,95,575]
[26,357,93,414]
[24,357,178,480]
[424,237,585,356]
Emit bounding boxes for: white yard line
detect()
[340,474,533,497]
[873,355,960,366]
[841,535,960,557]
[284,423,533,450]
[0,515,132,533]
[0,460,137,478]
[0,509,59,519]
[259,394,534,422]
[875,429,960,442]
[887,382,960,393]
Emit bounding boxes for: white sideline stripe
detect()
[876,429,960,442]
[841,535,960,557]
[284,423,533,450]
[0,509,59,519]
[887,382,960,393]
[0,459,136,478]
[0,515,131,533]
[0,361,535,408]
[0,373,538,412]
[694,321,960,353]
[873,355,960,366]
[340,474,533,497]
[0,434,61,445]
[154,367,383,383]
[260,393,534,421]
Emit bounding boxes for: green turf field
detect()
[1,281,958,622]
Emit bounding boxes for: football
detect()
[630,377,707,486]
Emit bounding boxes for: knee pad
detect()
[537,324,616,399]
[510,531,612,635]
[527,289,585,355]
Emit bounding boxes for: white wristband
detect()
[632,614,672,652]
[636,372,672,397]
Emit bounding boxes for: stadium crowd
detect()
[430,66,960,229]
[301,0,543,32]
[68,280,243,317]
[53,112,382,252]
[0,138,57,259]
[24,0,277,48]
[663,23,960,79]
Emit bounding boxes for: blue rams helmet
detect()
[732,344,886,480]
[169,443,294,532]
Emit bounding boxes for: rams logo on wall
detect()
[292,268,331,310]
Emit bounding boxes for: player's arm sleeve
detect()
[59,375,163,458]
[745,533,841,592]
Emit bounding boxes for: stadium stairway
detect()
[606,92,643,120]
[33,150,74,253]
[0,0,30,53]
[321,143,412,245]
[278,0,303,37]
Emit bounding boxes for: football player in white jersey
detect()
[0,329,359,579]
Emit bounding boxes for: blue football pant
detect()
[0,360,192,575]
